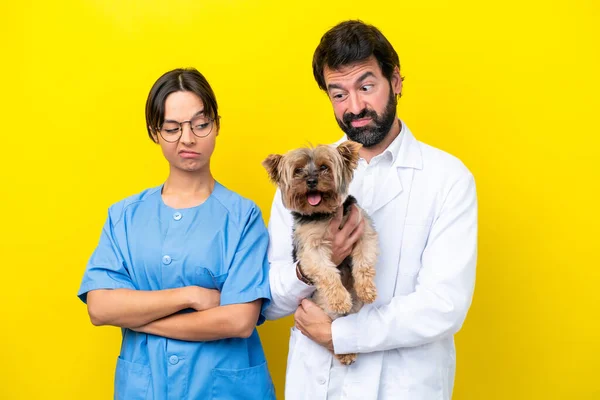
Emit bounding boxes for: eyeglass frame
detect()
[155,115,220,143]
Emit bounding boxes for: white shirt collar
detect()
[359,119,405,165]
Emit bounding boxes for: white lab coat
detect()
[264,122,478,400]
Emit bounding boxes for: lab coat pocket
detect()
[114,357,151,400]
[211,361,276,400]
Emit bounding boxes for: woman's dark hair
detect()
[312,20,401,91]
[145,68,220,141]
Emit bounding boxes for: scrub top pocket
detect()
[114,357,152,400]
[210,361,275,400]
[194,267,228,291]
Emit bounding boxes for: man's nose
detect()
[347,92,366,115]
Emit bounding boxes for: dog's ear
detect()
[262,154,283,184]
[336,140,362,170]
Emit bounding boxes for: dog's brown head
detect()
[262,140,361,215]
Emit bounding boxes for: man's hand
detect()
[326,205,364,266]
[184,286,220,311]
[294,299,334,351]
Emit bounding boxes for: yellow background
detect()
[1,0,598,399]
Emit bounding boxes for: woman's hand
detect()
[185,286,221,311]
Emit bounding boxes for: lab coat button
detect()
[173,212,182,221]
[169,355,179,365]
[318,377,326,385]
[162,255,172,265]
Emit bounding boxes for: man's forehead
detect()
[323,57,382,85]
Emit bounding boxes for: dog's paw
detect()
[329,290,353,314]
[356,280,377,304]
[336,353,357,365]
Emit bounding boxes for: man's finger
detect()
[340,205,361,235]
[348,218,365,245]
[294,305,304,320]
[329,207,344,233]
[301,298,316,310]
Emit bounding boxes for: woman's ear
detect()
[149,126,159,144]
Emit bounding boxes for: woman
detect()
[78,68,275,399]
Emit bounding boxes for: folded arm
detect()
[132,300,262,341]
[86,286,219,329]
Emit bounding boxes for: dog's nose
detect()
[307,177,318,189]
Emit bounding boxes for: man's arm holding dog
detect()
[264,188,364,320]
[263,188,316,320]
[300,174,477,353]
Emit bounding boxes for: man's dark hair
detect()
[312,20,402,91]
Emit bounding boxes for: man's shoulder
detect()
[408,134,475,202]
[416,140,472,180]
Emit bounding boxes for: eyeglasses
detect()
[158,115,218,143]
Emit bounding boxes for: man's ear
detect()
[262,154,283,184]
[336,140,362,170]
[391,66,403,97]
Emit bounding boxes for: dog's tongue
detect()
[307,193,322,206]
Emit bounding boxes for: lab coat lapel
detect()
[369,126,422,215]
[369,166,403,215]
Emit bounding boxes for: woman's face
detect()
[152,91,217,174]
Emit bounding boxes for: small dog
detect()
[262,140,378,365]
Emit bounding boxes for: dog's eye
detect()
[294,168,303,175]
[320,165,328,172]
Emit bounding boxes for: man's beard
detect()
[336,87,397,148]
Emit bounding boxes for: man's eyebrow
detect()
[326,72,377,92]
[356,71,376,83]
[327,83,344,91]
[163,109,205,123]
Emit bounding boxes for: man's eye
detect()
[361,84,374,91]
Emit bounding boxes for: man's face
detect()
[323,56,402,148]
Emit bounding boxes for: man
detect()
[264,20,477,400]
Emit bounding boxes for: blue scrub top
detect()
[78,182,275,400]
